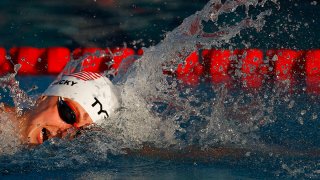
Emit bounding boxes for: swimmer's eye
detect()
[42,128,50,142]
[57,97,78,125]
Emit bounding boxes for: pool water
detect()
[1,76,319,179]
[0,0,320,179]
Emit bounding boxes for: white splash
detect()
[107,0,278,149]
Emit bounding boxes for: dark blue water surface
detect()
[0,75,316,179]
[0,0,320,179]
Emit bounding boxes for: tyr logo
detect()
[91,97,109,118]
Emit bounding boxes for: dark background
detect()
[0,0,207,49]
[0,0,319,50]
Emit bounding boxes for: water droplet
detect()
[298,117,304,125]
[272,55,278,61]
[5,55,11,60]
[288,100,295,109]
[245,152,251,157]
[312,113,318,120]
[268,67,273,71]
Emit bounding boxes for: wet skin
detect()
[19,96,93,145]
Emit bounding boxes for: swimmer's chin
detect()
[18,121,46,145]
[19,128,42,145]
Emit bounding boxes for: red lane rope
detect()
[0,47,320,93]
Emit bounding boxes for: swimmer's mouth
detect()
[39,127,82,143]
[37,127,85,144]
[41,128,50,143]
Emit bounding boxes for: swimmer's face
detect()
[20,96,94,145]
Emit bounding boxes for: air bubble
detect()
[312,113,318,120]
[298,117,304,125]
[300,110,306,116]
[288,100,295,109]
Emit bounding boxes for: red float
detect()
[1,46,320,94]
[110,47,135,71]
[46,47,70,74]
[305,49,320,94]
[73,47,109,72]
[203,49,234,84]
[176,51,203,86]
[266,49,304,81]
[10,47,46,75]
[137,48,144,56]
[0,48,12,76]
[238,49,264,88]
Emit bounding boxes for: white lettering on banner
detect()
[91,97,109,118]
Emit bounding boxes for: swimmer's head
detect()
[43,71,121,125]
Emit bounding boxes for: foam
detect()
[108,0,278,149]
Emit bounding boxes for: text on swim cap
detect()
[91,97,109,119]
[53,80,78,86]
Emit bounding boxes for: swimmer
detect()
[8,71,121,145]
[0,70,247,159]
[2,71,318,160]
[0,71,241,159]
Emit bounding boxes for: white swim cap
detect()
[43,71,121,125]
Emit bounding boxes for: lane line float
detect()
[0,47,319,93]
